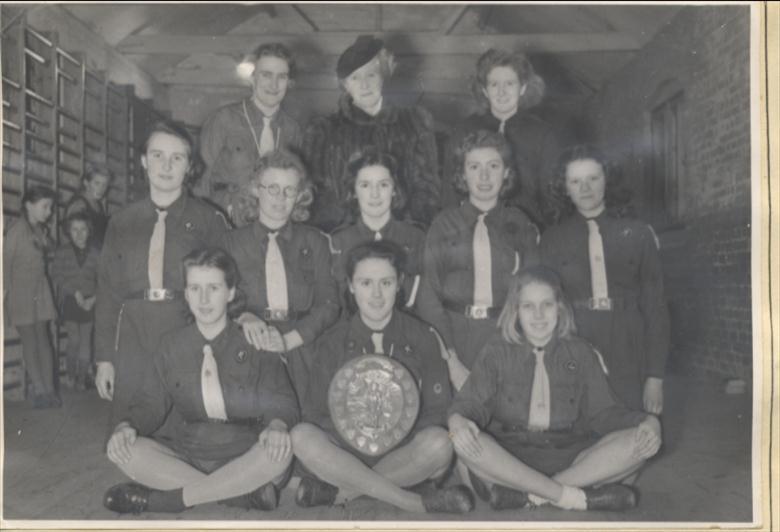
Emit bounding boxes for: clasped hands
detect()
[237,313,286,353]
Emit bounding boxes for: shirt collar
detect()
[253,220,294,242]
[461,201,503,223]
[348,311,399,347]
[357,217,393,239]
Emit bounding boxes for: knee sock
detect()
[147,487,188,513]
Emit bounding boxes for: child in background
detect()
[51,212,100,390]
[3,185,60,408]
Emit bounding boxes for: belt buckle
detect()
[466,305,489,320]
[145,288,170,302]
[588,297,613,311]
[265,308,289,322]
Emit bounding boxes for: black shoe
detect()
[467,469,490,502]
[248,482,279,511]
[585,483,637,511]
[295,477,338,508]
[103,483,151,514]
[489,484,529,510]
[409,473,448,496]
[422,485,475,514]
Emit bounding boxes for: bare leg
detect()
[553,428,649,488]
[291,423,425,513]
[458,432,564,502]
[337,427,453,503]
[117,437,290,506]
[117,437,205,489]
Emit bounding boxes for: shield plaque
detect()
[328,355,420,456]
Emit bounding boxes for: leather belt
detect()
[260,308,309,322]
[126,288,181,302]
[572,297,638,312]
[199,417,262,427]
[443,300,501,320]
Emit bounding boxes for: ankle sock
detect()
[554,485,587,510]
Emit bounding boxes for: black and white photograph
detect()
[1,1,774,529]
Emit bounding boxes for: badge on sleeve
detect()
[565,360,577,372]
[235,350,247,363]
[185,221,194,231]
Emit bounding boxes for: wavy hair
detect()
[250,149,314,223]
[498,265,576,346]
[452,130,517,199]
[472,49,545,112]
[182,247,246,320]
[343,148,407,221]
[548,144,634,223]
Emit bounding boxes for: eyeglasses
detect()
[258,183,299,198]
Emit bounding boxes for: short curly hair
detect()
[250,150,314,223]
[452,130,517,199]
[343,148,406,221]
[472,49,545,112]
[548,144,633,223]
[251,42,297,81]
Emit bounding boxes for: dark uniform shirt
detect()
[94,194,228,364]
[449,334,647,437]
[417,201,540,349]
[199,100,302,192]
[331,218,425,309]
[303,311,452,434]
[127,321,299,436]
[540,211,670,408]
[224,221,339,344]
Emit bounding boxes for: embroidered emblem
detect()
[433,383,443,394]
[236,350,247,363]
[185,221,194,231]
[566,360,577,372]
[621,227,632,238]
[404,344,412,354]
[301,248,310,256]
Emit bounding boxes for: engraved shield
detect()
[328,355,420,456]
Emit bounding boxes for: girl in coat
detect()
[64,163,112,249]
[330,148,425,315]
[50,212,100,390]
[448,265,662,512]
[103,247,298,514]
[417,130,539,391]
[540,145,670,413]
[3,185,60,408]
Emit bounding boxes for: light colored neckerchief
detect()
[243,100,279,157]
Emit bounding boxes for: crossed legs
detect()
[291,423,452,513]
[116,436,290,507]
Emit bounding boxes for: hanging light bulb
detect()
[236,56,255,81]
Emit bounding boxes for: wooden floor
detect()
[2,373,753,526]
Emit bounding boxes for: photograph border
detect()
[1,1,777,531]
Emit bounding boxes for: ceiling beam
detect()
[291,4,319,32]
[117,31,641,56]
[441,6,470,35]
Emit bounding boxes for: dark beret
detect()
[337,35,384,79]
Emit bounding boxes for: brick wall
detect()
[587,6,752,379]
